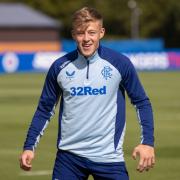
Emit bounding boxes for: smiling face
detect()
[72,20,105,57]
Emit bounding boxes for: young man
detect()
[20,7,155,180]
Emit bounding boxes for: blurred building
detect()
[0,3,62,52]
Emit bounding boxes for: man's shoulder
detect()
[55,50,78,63]
[99,46,130,62]
[52,50,78,70]
[99,45,132,67]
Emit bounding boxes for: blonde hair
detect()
[72,7,103,30]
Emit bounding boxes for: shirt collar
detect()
[77,48,100,64]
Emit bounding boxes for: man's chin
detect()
[81,51,93,58]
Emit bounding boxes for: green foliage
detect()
[139,0,180,47]
[0,0,179,47]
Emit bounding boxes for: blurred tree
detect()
[139,0,180,47]
[0,0,179,47]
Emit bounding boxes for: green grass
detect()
[0,72,180,180]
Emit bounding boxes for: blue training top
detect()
[23,45,154,163]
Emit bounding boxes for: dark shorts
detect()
[52,150,129,180]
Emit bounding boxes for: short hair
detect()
[72,7,103,30]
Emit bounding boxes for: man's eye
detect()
[89,31,96,35]
[77,32,84,35]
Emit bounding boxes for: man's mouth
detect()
[82,44,92,49]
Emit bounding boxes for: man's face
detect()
[72,21,105,57]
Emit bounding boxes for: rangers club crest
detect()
[101,66,112,80]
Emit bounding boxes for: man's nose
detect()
[83,33,90,41]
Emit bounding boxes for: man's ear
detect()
[71,30,75,40]
[100,28,105,39]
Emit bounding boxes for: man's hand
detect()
[19,150,35,171]
[132,144,155,172]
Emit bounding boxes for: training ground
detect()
[0,72,180,180]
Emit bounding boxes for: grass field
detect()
[0,72,180,180]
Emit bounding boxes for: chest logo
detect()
[101,66,112,80]
[70,86,106,96]
[66,70,75,79]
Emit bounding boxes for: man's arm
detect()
[121,58,155,172]
[20,61,61,171]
